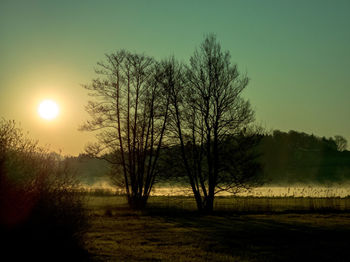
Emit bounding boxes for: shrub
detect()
[0,119,89,261]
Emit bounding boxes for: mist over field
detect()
[70,129,350,198]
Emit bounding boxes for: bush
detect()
[0,119,89,261]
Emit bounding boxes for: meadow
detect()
[83,194,350,261]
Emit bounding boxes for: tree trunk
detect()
[127,195,148,210]
[203,194,214,213]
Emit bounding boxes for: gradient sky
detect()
[1,0,349,155]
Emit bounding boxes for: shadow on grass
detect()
[143,206,350,262]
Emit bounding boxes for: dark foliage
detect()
[217,133,264,193]
[0,119,89,261]
[259,130,350,184]
[157,129,350,186]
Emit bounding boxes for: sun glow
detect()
[38,99,59,120]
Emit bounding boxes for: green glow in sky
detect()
[1,0,349,155]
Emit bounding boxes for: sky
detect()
[1,0,349,155]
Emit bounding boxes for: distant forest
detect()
[259,130,349,184]
[70,130,350,186]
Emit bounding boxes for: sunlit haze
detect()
[1,0,349,155]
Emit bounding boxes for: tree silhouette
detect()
[167,35,256,212]
[334,135,348,152]
[81,51,170,209]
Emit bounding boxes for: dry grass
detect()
[84,196,350,261]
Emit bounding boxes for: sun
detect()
[38,99,59,120]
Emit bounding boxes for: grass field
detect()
[83,196,350,261]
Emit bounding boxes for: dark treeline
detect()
[259,130,350,184]
[74,130,350,187]
[65,154,110,185]
[155,130,263,191]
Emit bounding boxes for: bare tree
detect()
[167,35,256,212]
[334,135,348,151]
[80,51,170,209]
